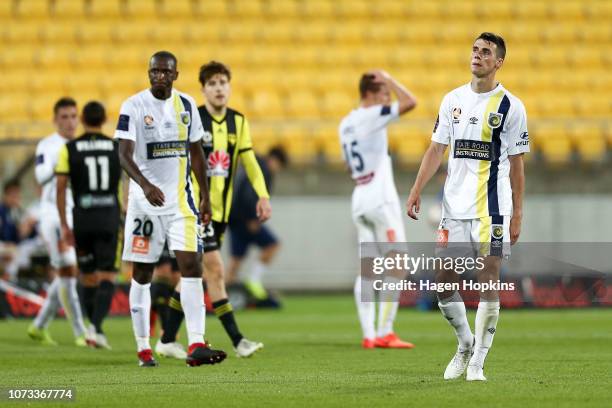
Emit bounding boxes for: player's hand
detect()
[369,69,391,83]
[199,195,212,225]
[61,224,74,247]
[142,182,165,207]
[406,189,421,220]
[256,197,272,223]
[510,215,522,245]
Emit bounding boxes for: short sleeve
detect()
[188,97,204,143]
[506,101,530,156]
[114,99,137,141]
[55,145,70,174]
[365,101,400,132]
[431,95,451,145]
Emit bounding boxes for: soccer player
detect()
[28,98,88,347]
[339,70,417,349]
[55,101,121,349]
[406,33,529,381]
[157,61,270,358]
[116,51,226,367]
[226,146,288,304]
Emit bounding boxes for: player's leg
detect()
[73,226,98,346]
[226,224,248,284]
[245,225,280,300]
[352,213,377,348]
[372,203,413,349]
[170,215,226,366]
[466,216,506,381]
[437,218,475,380]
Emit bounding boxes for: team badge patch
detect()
[202,130,213,145]
[452,107,462,121]
[144,115,154,126]
[488,112,503,129]
[492,225,504,240]
[180,111,191,126]
[228,133,237,145]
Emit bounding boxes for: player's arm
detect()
[118,139,164,206]
[371,70,417,115]
[189,142,211,225]
[509,154,524,245]
[238,117,271,222]
[406,142,447,220]
[54,145,73,246]
[34,142,55,186]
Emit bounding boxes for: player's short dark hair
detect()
[3,179,20,193]
[150,50,178,67]
[476,32,506,59]
[268,146,288,167]
[199,61,232,86]
[82,101,106,127]
[53,97,77,115]
[359,74,382,98]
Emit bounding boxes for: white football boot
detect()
[235,338,263,358]
[155,339,187,359]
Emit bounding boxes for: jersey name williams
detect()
[453,139,492,161]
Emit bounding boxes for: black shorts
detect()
[202,221,226,253]
[229,223,278,258]
[74,222,120,274]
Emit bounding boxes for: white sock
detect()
[58,277,86,338]
[376,276,401,338]
[248,260,266,283]
[438,291,474,351]
[180,277,205,346]
[354,276,375,340]
[33,277,61,329]
[473,300,500,366]
[129,279,151,352]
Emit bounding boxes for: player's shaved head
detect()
[150,51,177,68]
[148,51,178,100]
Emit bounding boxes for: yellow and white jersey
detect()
[432,83,529,219]
[35,132,74,220]
[114,88,204,216]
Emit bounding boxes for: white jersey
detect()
[34,132,74,220]
[114,88,204,216]
[339,102,401,215]
[432,83,530,219]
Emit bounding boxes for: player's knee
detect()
[132,263,154,284]
[81,273,98,287]
[204,260,224,282]
[179,257,202,278]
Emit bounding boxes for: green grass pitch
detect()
[0,295,611,407]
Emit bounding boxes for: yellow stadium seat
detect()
[278,124,317,164]
[192,0,227,17]
[371,0,406,18]
[353,48,389,69]
[391,124,430,166]
[575,95,611,119]
[507,23,542,44]
[301,0,334,18]
[71,46,109,69]
[321,91,354,120]
[265,0,298,18]
[531,47,567,67]
[330,24,365,45]
[29,92,64,121]
[113,24,153,44]
[184,23,224,43]
[2,73,31,93]
[52,0,85,18]
[247,47,283,67]
[550,1,585,20]
[569,124,606,162]
[228,92,247,112]
[319,48,355,67]
[514,1,549,19]
[39,24,75,44]
[578,23,612,42]
[0,1,13,19]
[405,1,440,19]
[539,95,576,118]
[14,0,50,19]
[124,0,158,18]
[76,23,112,45]
[439,1,473,19]
[4,23,41,44]
[250,91,285,119]
[316,124,343,165]
[88,0,122,18]
[224,25,258,44]
[584,1,612,19]
[1,47,36,68]
[211,46,249,69]
[259,24,293,44]
[65,72,102,96]
[250,123,281,152]
[541,25,577,44]
[231,0,263,17]
[0,95,29,122]
[286,91,319,119]
[364,25,401,44]
[294,23,329,44]
[283,48,318,67]
[149,23,187,43]
[568,48,602,68]
[388,48,421,68]
[336,0,370,19]
[159,0,193,19]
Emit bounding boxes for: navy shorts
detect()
[229,223,278,258]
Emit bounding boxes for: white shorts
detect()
[436,216,511,258]
[353,202,406,258]
[122,210,203,263]
[39,215,76,269]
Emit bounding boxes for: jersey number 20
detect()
[84,156,110,191]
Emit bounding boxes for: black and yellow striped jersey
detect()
[196,105,269,224]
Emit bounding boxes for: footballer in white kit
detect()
[116,51,226,367]
[339,70,417,349]
[28,98,88,347]
[407,33,529,381]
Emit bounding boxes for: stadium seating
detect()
[0,0,609,166]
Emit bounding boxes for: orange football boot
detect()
[362,338,376,349]
[374,333,415,349]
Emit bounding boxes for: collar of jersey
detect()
[468,82,504,97]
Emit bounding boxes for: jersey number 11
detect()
[84,156,110,191]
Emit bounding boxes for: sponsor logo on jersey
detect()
[144,115,154,128]
[146,141,188,159]
[488,112,503,129]
[436,229,449,248]
[492,225,504,239]
[516,131,530,147]
[452,107,461,123]
[207,150,231,177]
[469,116,479,125]
[487,327,496,334]
[132,236,149,254]
[180,111,191,126]
[453,139,492,161]
[520,131,529,140]
[202,130,213,146]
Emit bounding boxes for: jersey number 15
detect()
[342,141,364,172]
